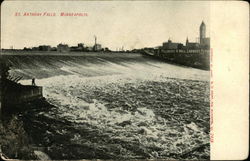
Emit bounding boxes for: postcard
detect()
[0,0,248,160]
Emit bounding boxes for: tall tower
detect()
[186,37,189,46]
[94,35,97,46]
[94,35,97,51]
[200,21,206,44]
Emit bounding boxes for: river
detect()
[5,53,210,159]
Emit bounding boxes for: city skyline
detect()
[1,1,210,50]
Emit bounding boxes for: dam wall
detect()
[1,79,43,108]
[3,86,43,106]
[4,85,43,106]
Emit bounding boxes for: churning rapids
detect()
[7,53,210,159]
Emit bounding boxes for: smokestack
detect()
[94,35,97,45]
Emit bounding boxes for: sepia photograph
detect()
[0,0,212,160]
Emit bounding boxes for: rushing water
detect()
[13,54,209,160]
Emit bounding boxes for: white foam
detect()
[17,61,209,157]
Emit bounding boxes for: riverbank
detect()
[0,98,52,160]
[142,50,210,70]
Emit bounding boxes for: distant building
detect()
[31,47,39,51]
[199,21,210,49]
[86,46,93,51]
[57,43,69,52]
[38,45,51,51]
[78,43,84,49]
[177,44,184,49]
[104,47,111,52]
[200,37,210,49]
[186,38,199,49]
[92,35,102,51]
[70,43,85,52]
[70,46,78,51]
[184,21,210,50]
[162,40,182,50]
[51,47,57,51]
[93,44,102,51]
[23,47,31,51]
[200,21,206,42]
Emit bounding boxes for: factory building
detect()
[57,43,70,52]
[186,38,199,49]
[162,40,183,50]
[38,45,51,51]
[93,44,102,51]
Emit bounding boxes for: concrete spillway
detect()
[2,79,43,108]
[2,52,209,81]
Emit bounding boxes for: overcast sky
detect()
[1,1,210,50]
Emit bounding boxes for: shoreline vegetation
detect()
[0,115,38,159]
